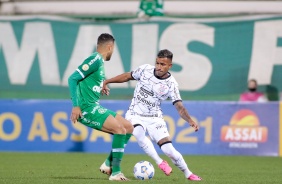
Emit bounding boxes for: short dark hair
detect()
[157,49,173,60]
[97,33,115,45]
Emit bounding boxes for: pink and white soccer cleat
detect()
[188,173,202,181]
[158,160,172,176]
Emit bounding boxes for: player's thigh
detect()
[102,115,126,134]
[115,114,134,133]
[125,113,145,128]
[125,114,147,134]
[147,118,170,144]
[78,104,117,132]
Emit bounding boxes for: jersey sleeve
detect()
[68,71,83,107]
[76,53,103,79]
[131,64,150,80]
[169,80,182,105]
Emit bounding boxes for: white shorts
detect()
[125,113,169,143]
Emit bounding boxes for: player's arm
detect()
[104,64,148,85]
[102,72,134,95]
[174,101,199,132]
[68,71,83,123]
[104,72,134,85]
[169,79,199,131]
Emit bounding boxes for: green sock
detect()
[111,134,126,175]
[104,133,132,167]
[124,133,132,147]
[105,154,112,167]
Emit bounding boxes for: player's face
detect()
[248,80,257,89]
[105,42,115,61]
[155,57,172,78]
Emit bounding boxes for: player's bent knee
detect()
[127,125,134,134]
[103,116,127,134]
[158,141,172,148]
[136,137,148,146]
[133,124,146,138]
[123,121,134,134]
[113,125,126,134]
[159,141,180,159]
[115,115,134,133]
[102,125,126,134]
[158,137,171,146]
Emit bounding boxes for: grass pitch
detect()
[0,152,281,184]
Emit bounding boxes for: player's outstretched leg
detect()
[134,125,172,176]
[158,160,172,176]
[160,142,202,180]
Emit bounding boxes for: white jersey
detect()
[127,64,182,118]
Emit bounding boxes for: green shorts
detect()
[78,104,116,130]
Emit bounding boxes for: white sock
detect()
[133,126,163,165]
[161,143,192,178]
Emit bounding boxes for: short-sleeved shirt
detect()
[127,64,182,118]
[239,92,267,102]
[75,52,105,109]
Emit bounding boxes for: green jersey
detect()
[68,52,105,108]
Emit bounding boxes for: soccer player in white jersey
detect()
[100,49,202,181]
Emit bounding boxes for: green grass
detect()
[0,152,281,184]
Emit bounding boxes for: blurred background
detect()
[1,0,282,101]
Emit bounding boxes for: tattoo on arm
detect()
[174,101,193,123]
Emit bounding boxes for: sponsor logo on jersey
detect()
[221,109,268,148]
[88,54,101,65]
[82,64,89,71]
[137,95,155,107]
[92,85,101,93]
[90,121,101,126]
[81,117,88,123]
[140,87,154,96]
[91,106,100,114]
[98,108,107,114]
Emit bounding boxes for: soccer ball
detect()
[133,161,155,180]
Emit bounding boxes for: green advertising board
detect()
[0,15,282,100]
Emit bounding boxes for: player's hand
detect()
[102,86,110,96]
[102,82,110,96]
[189,120,199,132]
[70,106,82,124]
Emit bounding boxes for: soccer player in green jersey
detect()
[68,33,133,181]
